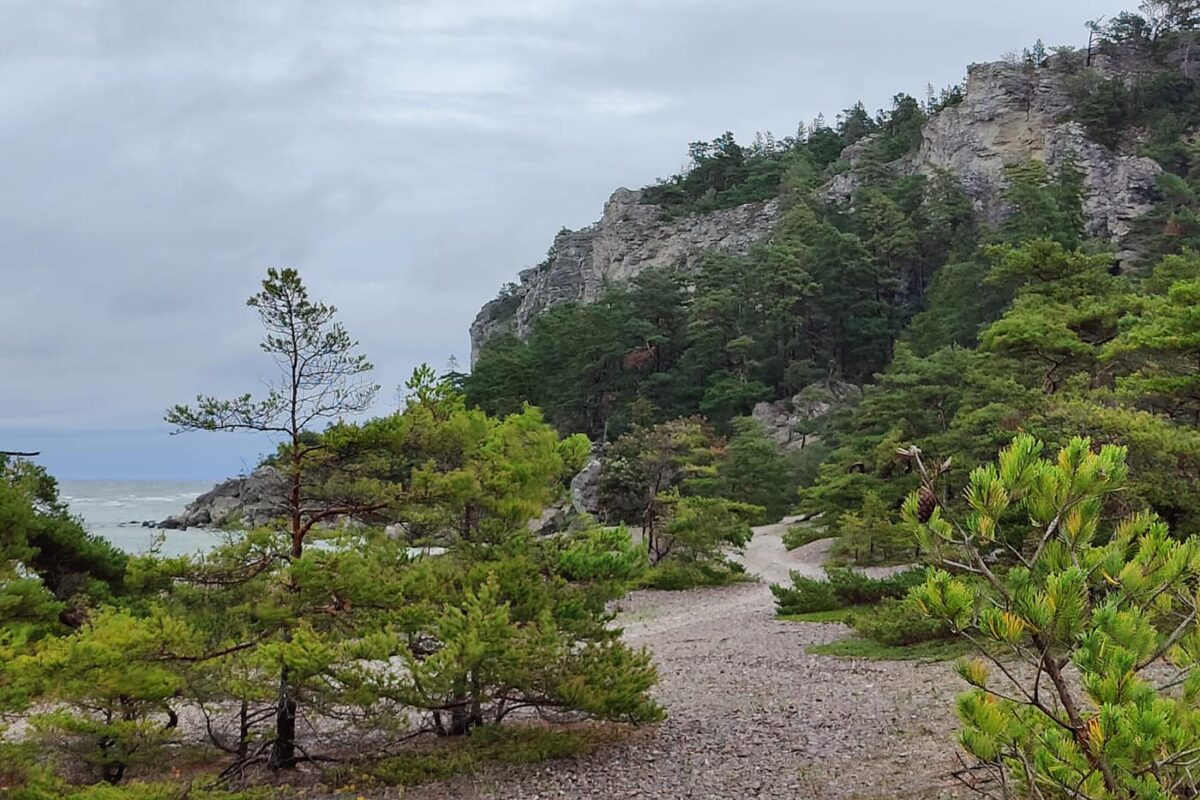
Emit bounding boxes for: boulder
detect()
[158,467,289,530]
[570,457,603,516]
[751,379,861,451]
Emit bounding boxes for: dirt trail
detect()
[410,521,966,799]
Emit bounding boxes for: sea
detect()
[59,479,222,557]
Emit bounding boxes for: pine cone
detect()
[917,488,938,523]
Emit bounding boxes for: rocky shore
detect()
[157,467,288,529]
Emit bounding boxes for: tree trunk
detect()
[268,666,297,769]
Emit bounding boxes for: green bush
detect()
[782,524,827,550]
[770,573,839,614]
[848,598,953,646]
[771,567,926,615]
[640,560,746,590]
[824,567,926,606]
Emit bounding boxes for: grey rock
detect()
[830,57,1161,250]
[570,457,603,516]
[528,502,569,537]
[470,188,779,361]
[750,379,861,451]
[159,467,289,530]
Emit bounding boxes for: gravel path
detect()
[406,520,968,799]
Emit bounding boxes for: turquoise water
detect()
[59,479,222,557]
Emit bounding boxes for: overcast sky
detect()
[1,0,1125,480]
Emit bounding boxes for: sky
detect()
[0,0,1128,480]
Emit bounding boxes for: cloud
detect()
[0,0,1129,477]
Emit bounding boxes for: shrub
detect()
[825,567,926,606]
[848,599,953,646]
[641,560,746,590]
[14,609,193,784]
[771,567,926,616]
[770,574,839,615]
[782,524,827,550]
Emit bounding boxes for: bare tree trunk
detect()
[268,667,297,768]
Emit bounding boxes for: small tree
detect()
[17,609,194,784]
[905,434,1200,799]
[653,495,756,571]
[599,417,719,559]
[834,491,908,565]
[166,268,379,769]
[715,417,797,523]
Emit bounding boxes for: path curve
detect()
[409,520,967,799]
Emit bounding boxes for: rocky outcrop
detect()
[751,379,862,451]
[470,188,780,362]
[159,467,288,530]
[570,456,603,516]
[830,56,1161,251]
[473,54,1167,358]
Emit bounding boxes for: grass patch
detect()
[638,560,748,590]
[779,604,876,624]
[808,636,972,662]
[782,524,830,551]
[350,723,626,788]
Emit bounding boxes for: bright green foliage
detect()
[14,609,195,784]
[1024,398,1200,537]
[396,547,661,735]
[651,495,757,572]
[119,382,656,772]
[800,238,1200,556]
[557,525,648,586]
[164,268,382,770]
[139,523,660,757]
[332,370,567,543]
[907,434,1200,798]
[0,455,126,606]
[770,576,839,614]
[848,598,953,647]
[0,457,130,725]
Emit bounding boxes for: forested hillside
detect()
[467,6,1200,547]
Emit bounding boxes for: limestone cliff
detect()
[830,55,1161,252]
[470,188,779,362]
[472,54,1163,359]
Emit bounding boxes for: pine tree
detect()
[906,434,1200,798]
[166,267,379,769]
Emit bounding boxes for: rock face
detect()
[473,55,1163,357]
[751,379,862,451]
[569,456,603,516]
[470,188,780,362]
[830,57,1161,249]
[160,467,289,529]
